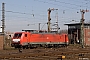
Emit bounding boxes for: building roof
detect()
[64,22,90,25]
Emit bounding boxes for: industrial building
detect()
[65,22,90,46]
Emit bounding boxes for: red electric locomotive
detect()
[11,31,69,48]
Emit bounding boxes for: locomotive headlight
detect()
[13,39,20,42]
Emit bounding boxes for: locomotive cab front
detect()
[11,33,22,48]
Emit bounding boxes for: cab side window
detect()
[25,34,27,37]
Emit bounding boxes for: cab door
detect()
[25,33,28,45]
[22,33,28,46]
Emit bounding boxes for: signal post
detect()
[80,9,89,48]
[47,8,58,32]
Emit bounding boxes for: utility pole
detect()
[80,9,89,48]
[38,23,41,32]
[56,11,59,33]
[1,3,5,49]
[47,8,58,32]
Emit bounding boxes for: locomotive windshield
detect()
[13,33,22,38]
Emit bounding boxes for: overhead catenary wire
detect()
[0,10,53,18]
[0,2,89,21]
[0,9,70,21]
[1,0,88,20]
[49,0,90,9]
[34,0,80,10]
[5,0,90,13]
[1,10,82,21]
[1,0,89,15]
[34,0,90,11]
[5,10,33,15]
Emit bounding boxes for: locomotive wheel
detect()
[26,45,29,49]
[22,46,25,49]
[18,48,23,53]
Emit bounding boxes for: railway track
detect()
[0,45,90,60]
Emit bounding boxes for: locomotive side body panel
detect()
[29,34,43,43]
[11,32,69,48]
[29,34,62,44]
[60,34,69,45]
